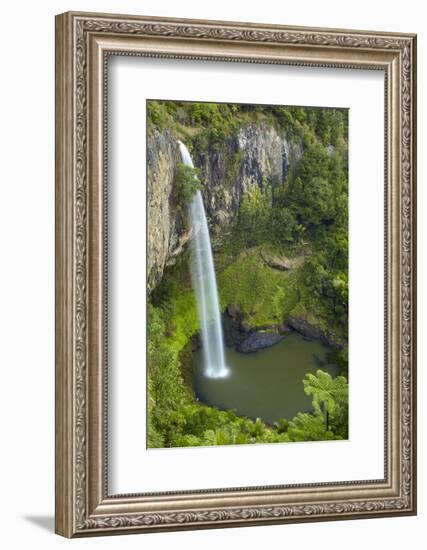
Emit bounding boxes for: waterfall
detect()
[178,141,229,379]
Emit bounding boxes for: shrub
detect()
[174,163,202,204]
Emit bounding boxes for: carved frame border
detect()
[55,11,416,537]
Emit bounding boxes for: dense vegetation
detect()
[149,302,348,447]
[147,100,349,448]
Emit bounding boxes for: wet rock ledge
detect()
[223,304,289,354]
[223,304,343,353]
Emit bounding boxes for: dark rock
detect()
[240,322,252,333]
[278,323,292,335]
[287,317,343,350]
[254,323,277,331]
[260,251,307,272]
[191,334,201,352]
[226,303,242,320]
[223,308,253,348]
[226,304,235,317]
[287,317,322,340]
[261,253,291,271]
[147,130,182,293]
[237,332,284,353]
[223,304,294,352]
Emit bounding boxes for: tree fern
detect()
[303,369,348,416]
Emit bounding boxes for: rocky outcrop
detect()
[196,124,303,243]
[147,131,199,291]
[223,304,286,354]
[147,123,304,292]
[237,332,284,353]
[260,250,307,271]
[287,317,343,350]
[223,304,253,348]
[223,304,343,353]
[147,130,180,292]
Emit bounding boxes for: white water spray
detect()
[178,141,229,379]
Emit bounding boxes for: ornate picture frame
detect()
[55,11,417,537]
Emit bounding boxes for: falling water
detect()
[178,141,229,379]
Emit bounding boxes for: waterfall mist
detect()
[178,141,229,379]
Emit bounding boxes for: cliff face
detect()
[146,130,187,291]
[147,123,303,292]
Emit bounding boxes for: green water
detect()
[193,332,341,425]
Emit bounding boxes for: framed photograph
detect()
[55,11,417,537]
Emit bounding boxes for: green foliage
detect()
[270,207,300,246]
[174,163,202,203]
[298,252,348,339]
[303,369,348,438]
[218,250,298,326]
[274,418,289,434]
[167,291,200,353]
[235,186,302,252]
[326,347,349,374]
[177,409,292,446]
[235,187,272,248]
[287,142,347,235]
[148,100,347,151]
[314,108,347,147]
[147,101,170,130]
[231,137,348,260]
[147,100,180,132]
[147,305,188,447]
[224,150,243,188]
[288,412,335,442]
[304,370,348,414]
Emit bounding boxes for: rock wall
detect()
[147,130,187,291]
[147,123,303,292]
